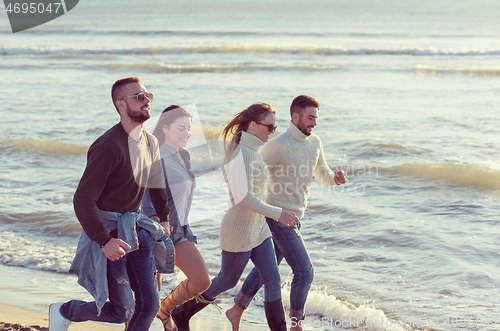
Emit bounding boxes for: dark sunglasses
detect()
[256,122,277,133]
[121,92,153,103]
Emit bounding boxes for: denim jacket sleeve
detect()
[69,209,175,316]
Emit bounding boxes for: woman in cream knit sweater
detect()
[171,103,299,331]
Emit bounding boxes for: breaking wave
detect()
[3,139,89,155]
[2,45,499,57]
[383,162,500,190]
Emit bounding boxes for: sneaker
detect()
[49,302,72,331]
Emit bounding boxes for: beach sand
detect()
[0,303,118,331]
[0,303,269,331]
[0,265,270,331]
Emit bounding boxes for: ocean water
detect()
[1,0,499,330]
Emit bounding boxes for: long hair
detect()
[152,105,193,144]
[220,103,275,162]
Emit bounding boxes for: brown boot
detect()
[157,279,195,331]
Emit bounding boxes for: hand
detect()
[278,211,299,227]
[102,238,131,261]
[334,170,347,185]
[160,221,172,237]
[150,216,172,237]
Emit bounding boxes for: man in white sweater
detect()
[227,95,347,331]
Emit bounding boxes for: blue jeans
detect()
[235,218,314,321]
[204,237,281,303]
[61,229,160,331]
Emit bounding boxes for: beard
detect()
[126,104,150,124]
[296,118,313,136]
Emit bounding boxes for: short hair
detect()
[290,95,320,117]
[152,105,193,144]
[111,76,142,111]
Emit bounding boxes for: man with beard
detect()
[223,95,347,331]
[49,76,171,331]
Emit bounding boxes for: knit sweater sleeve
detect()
[261,139,283,170]
[73,143,116,247]
[313,137,337,186]
[225,148,282,221]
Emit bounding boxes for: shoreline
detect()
[0,303,123,331]
[0,302,269,331]
[0,264,269,331]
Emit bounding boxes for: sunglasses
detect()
[256,122,277,133]
[121,92,153,103]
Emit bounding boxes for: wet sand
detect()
[0,303,269,331]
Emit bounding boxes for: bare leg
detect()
[174,240,211,294]
[226,304,244,331]
[157,240,211,330]
[157,273,162,291]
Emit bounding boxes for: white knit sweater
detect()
[262,121,337,219]
[219,131,282,252]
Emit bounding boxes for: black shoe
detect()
[264,299,287,331]
[171,293,213,331]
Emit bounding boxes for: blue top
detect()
[142,144,197,244]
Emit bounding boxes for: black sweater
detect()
[73,123,169,247]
